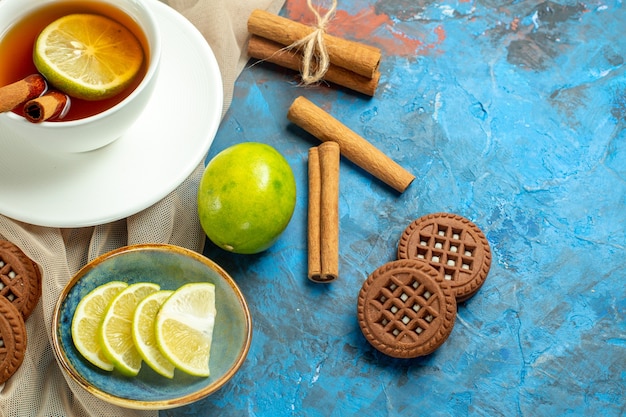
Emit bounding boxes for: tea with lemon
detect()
[0,1,149,121]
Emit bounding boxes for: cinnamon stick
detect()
[23,91,70,123]
[248,35,380,96]
[288,96,415,193]
[307,147,322,281]
[0,74,47,113]
[318,141,340,282]
[248,9,381,79]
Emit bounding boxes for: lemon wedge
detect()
[131,290,175,378]
[100,282,159,376]
[33,13,144,100]
[155,283,216,377]
[71,281,128,371]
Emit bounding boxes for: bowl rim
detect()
[50,243,253,410]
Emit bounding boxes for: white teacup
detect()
[0,0,161,153]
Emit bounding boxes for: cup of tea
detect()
[0,0,161,153]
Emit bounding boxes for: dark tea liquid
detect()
[0,1,149,121]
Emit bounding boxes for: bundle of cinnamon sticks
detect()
[247,9,382,96]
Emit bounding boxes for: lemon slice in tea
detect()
[100,282,159,376]
[71,281,128,371]
[34,13,144,101]
[131,290,175,378]
[155,283,216,377]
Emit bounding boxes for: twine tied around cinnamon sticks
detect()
[289,0,337,85]
[247,6,382,96]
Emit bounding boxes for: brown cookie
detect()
[357,259,457,358]
[0,240,42,319]
[397,213,491,302]
[0,296,27,384]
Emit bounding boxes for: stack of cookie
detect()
[357,213,491,358]
[0,240,42,384]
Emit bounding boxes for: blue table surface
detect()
[165,0,625,415]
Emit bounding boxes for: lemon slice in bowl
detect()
[71,281,128,371]
[131,290,175,378]
[100,282,159,376]
[155,283,216,377]
[33,13,144,101]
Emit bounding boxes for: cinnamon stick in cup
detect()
[248,35,380,96]
[308,142,341,283]
[23,91,70,123]
[0,74,47,113]
[288,96,415,193]
[247,9,381,79]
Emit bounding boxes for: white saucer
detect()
[0,0,223,228]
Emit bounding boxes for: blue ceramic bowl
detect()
[51,244,252,410]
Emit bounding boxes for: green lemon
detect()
[198,142,297,254]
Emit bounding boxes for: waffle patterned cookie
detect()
[0,296,27,384]
[0,240,42,319]
[397,213,491,302]
[357,259,457,358]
